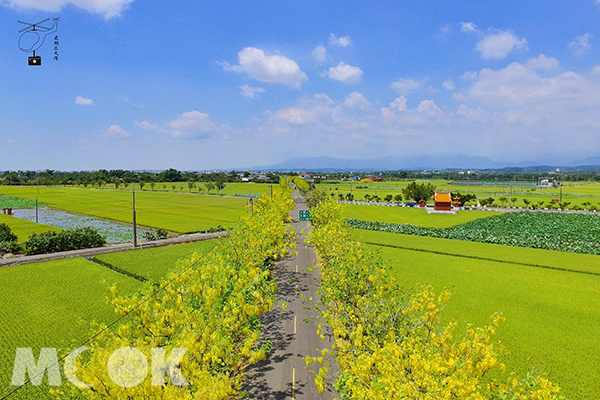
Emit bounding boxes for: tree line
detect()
[0,168,282,187]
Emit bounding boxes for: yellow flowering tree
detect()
[52,183,296,399]
[307,198,562,400]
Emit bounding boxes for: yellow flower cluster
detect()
[52,182,296,399]
[307,197,562,400]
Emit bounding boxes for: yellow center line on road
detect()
[294,315,297,334]
[296,264,298,273]
[292,367,296,399]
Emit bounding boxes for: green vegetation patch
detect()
[94,239,218,282]
[353,229,600,276]
[369,243,600,400]
[349,211,600,255]
[344,204,502,228]
[0,214,60,242]
[0,258,143,399]
[0,195,46,209]
[0,186,248,233]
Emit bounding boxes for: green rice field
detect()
[95,239,218,282]
[354,229,600,399]
[0,238,223,398]
[343,203,502,228]
[0,186,248,233]
[0,258,144,399]
[0,213,60,242]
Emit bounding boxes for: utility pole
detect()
[249,198,253,214]
[560,180,563,203]
[270,184,273,197]
[132,189,137,248]
[35,197,38,223]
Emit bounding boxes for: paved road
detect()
[242,191,337,399]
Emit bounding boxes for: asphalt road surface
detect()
[242,190,337,399]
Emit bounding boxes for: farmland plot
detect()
[0,258,142,399]
[358,231,600,400]
[349,211,600,255]
[0,187,247,233]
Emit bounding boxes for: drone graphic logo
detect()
[18,17,59,66]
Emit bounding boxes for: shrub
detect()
[24,227,106,255]
[141,228,169,241]
[0,240,23,255]
[0,223,17,243]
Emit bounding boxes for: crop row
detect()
[347,211,600,255]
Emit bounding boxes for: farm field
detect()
[357,230,600,399]
[352,229,600,276]
[317,180,600,206]
[95,238,218,282]
[349,211,600,255]
[65,182,274,197]
[492,194,600,209]
[0,213,60,242]
[0,258,143,399]
[343,203,502,228]
[0,186,248,233]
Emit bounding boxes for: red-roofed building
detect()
[433,191,452,211]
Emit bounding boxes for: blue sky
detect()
[1,0,600,170]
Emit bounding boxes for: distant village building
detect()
[433,191,452,211]
[537,177,558,187]
[360,177,384,182]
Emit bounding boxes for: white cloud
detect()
[417,99,443,114]
[239,84,265,99]
[4,0,133,18]
[313,93,334,105]
[466,62,600,126]
[391,78,423,94]
[75,96,93,105]
[461,22,477,32]
[525,54,559,70]
[442,80,455,90]
[223,47,308,89]
[135,111,226,138]
[381,96,408,117]
[166,110,219,137]
[569,33,593,56]
[322,62,363,83]
[461,71,478,81]
[101,125,131,138]
[343,92,371,110]
[312,45,327,62]
[475,31,528,60]
[329,34,352,47]
[462,23,528,60]
[268,97,347,130]
[252,61,600,164]
[390,96,408,111]
[134,120,161,131]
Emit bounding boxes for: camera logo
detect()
[17,17,60,66]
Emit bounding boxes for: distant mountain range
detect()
[249,154,600,172]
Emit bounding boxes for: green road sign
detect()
[299,210,311,221]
